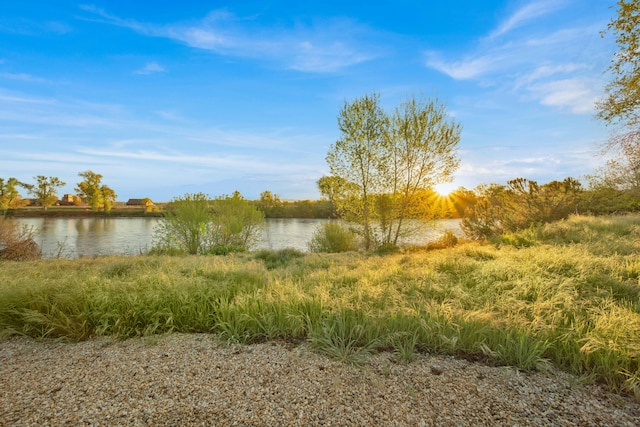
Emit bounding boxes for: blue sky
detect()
[0,0,617,201]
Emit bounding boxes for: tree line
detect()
[0,171,117,213]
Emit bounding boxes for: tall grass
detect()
[1,215,639,398]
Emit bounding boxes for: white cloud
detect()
[529,78,600,114]
[425,52,498,80]
[134,62,166,75]
[423,1,611,115]
[79,6,378,73]
[488,0,566,39]
[513,63,583,88]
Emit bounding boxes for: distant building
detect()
[59,194,77,206]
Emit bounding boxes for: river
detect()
[15,217,462,258]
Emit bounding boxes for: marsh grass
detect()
[1,215,639,398]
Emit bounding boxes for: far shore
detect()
[3,206,163,218]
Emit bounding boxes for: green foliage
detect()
[76,171,108,211]
[325,93,461,250]
[587,140,640,209]
[153,192,264,255]
[153,192,212,255]
[308,310,379,366]
[253,248,305,269]
[258,190,282,217]
[28,176,66,210]
[327,93,388,250]
[597,0,640,128]
[426,230,459,250]
[210,192,264,250]
[308,222,357,253]
[373,242,400,255]
[1,215,639,397]
[461,177,583,239]
[0,177,30,212]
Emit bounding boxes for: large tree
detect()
[382,96,461,245]
[597,0,640,148]
[75,170,117,212]
[28,176,66,210]
[325,93,461,250]
[326,93,389,250]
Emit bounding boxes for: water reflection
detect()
[16,217,462,259]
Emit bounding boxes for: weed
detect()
[253,248,305,270]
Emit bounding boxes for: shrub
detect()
[0,219,42,261]
[374,242,400,255]
[427,230,459,250]
[152,192,264,255]
[308,222,356,253]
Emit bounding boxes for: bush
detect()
[152,192,264,255]
[427,230,459,250]
[308,222,356,253]
[373,242,400,255]
[0,219,42,261]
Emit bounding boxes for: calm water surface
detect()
[17,217,462,258]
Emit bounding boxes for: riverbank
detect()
[1,333,638,426]
[1,215,639,402]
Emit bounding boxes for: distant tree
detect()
[101,186,117,212]
[28,176,66,210]
[0,178,31,213]
[75,170,117,212]
[317,175,348,218]
[259,190,282,216]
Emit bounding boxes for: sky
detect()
[0,0,619,202]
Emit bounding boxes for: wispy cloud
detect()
[528,78,600,114]
[0,89,56,104]
[513,63,584,89]
[134,62,166,75]
[0,72,50,83]
[0,18,71,35]
[78,6,378,73]
[457,148,600,185]
[424,1,610,115]
[487,0,566,39]
[424,53,498,80]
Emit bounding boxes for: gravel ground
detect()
[1,333,639,426]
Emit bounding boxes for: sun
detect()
[434,182,456,197]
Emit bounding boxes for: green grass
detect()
[1,215,639,399]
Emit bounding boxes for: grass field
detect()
[1,215,639,399]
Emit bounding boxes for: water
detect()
[16,217,462,258]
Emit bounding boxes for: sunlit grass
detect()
[1,215,639,398]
